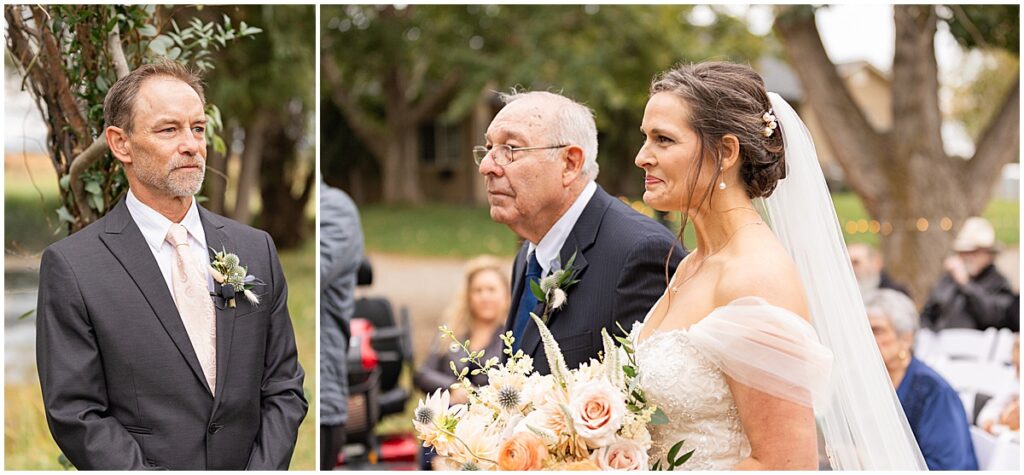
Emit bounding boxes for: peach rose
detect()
[590,438,649,471]
[497,432,549,471]
[570,379,626,448]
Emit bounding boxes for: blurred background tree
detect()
[204,4,316,249]
[774,4,1019,302]
[321,4,762,205]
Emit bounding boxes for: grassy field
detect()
[360,194,1019,257]
[4,153,317,470]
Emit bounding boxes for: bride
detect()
[632,62,927,470]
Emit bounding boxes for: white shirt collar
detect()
[528,180,597,276]
[125,189,207,253]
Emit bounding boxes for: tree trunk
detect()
[234,114,268,224]
[259,112,314,250]
[775,5,1020,304]
[204,146,228,215]
[381,122,423,205]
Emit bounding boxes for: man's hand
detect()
[944,255,970,286]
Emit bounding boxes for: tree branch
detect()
[966,77,1019,210]
[321,56,388,159]
[31,6,89,141]
[68,139,108,224]
[411,72,462,122]
[108,22,130,79]
[773,6,887,207]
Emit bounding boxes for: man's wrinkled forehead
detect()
[487,100,553,143]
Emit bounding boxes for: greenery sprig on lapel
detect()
[529,250,582,325]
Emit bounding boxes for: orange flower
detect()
[497,432,549,471]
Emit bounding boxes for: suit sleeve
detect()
[319,187,364,288]
[36,247,158,470]
[610,234,684,336]
[246,234,309,470]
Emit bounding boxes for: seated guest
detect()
[414,256,510,469]
[849,243,910,297]
[864,289,979,470]
[922,217,1015,331]
[978,336,1020,434]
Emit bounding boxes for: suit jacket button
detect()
[208,423,222,434]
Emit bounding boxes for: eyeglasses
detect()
[472,143,569,166]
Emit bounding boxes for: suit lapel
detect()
[199,206,237,407]
[521,186,611,360]
[98,199,212,395]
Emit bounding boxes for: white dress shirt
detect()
[125,189,214,303]
[528,180,597,277]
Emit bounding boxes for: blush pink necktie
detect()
[165,223,217,394]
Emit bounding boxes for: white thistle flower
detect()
[539,274,559,294]
[549,288,567,310]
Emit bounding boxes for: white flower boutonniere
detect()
[209,248,264,308]
[529,250,582,325]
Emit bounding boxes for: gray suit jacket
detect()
[36,198,307,470]
[505,185,685,374]
[319,182,363,426]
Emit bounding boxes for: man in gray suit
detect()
[477,91,684,374]
[35,61,307,470]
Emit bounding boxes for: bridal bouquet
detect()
[413,314,691,471]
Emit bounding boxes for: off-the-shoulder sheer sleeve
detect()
[686,296,834,409]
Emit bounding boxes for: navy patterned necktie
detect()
[511,251,542,353]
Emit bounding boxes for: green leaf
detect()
[621,364,637,378]
[148,35,173,56]
[17,308,35,321]
[667,440,683,465]
[166,46,182,60]
[137,24,157,37]
[652,460,663,471]
[84,181,102,195]
[650,407,669,425]
[529,279,545,302]
[55,206,75,224]
[59,175,71,191]
[674,449,695,467]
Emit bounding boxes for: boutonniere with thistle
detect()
[529,250,582,324]
[209,248,264,308]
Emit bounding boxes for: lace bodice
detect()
[633,322,751,470]
[632,296,834,470]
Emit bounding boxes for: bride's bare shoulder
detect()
[715,235,810,320]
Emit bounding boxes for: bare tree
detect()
[775,5,1019,302]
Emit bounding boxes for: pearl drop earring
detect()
[719,165,726,190]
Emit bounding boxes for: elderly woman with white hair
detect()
[864,289,979,470]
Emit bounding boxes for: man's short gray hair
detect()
[498,90,599,180]
[863,289,919,337]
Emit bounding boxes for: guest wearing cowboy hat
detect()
[922,217,1016,331]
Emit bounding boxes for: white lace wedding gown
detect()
[632,296,834,470]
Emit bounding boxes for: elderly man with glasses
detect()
[476,90,684,374]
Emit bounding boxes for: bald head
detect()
[497,91,599,180]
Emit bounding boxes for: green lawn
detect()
[360,193,1020,257]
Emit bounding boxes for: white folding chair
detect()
[971,425,996,470]
[988,433,1021,470]
[934,360,1018,397]
[989,329,1019,365]
[915,329,940,364]
[936,328,998,361]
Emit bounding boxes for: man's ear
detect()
[105,126,132,166]
[562,145,586,186]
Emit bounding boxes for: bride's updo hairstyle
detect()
[650,61,787,201]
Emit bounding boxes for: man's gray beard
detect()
[134,159,206,197]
